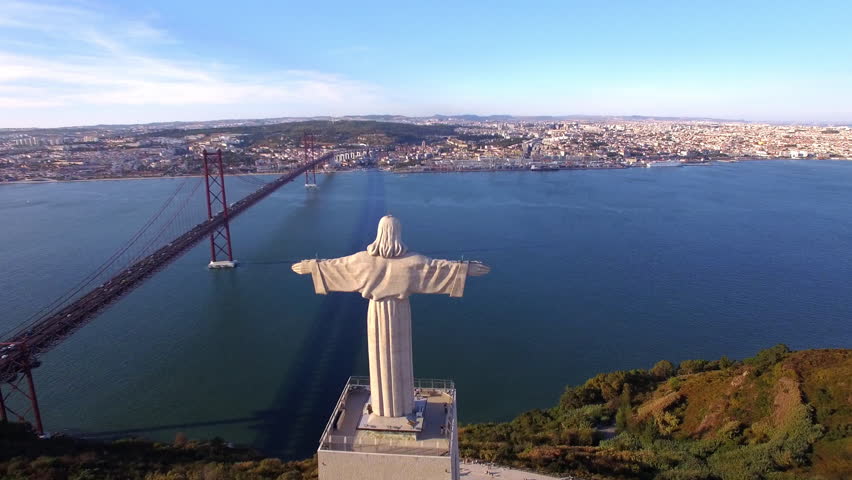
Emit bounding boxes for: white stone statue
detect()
[292,215,490,418]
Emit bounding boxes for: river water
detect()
[1,160,850,458]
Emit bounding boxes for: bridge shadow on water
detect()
[250,170,387,458]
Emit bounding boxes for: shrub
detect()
[560,385,602,409]
[253,458,285,476]
[276,472,303,480]
[560,369,659,410]
[654,411,682,437]
[651,360,677,379]
[69,471,102,480]
[667,377,683,391]
[678,359,711,375]
[29,456,58,469]
[745,344,791,373]
[655,468,715,480]
[600,432,643,451]
[173,432,188,447]
[616,406,630,431]
[769,404,824,468]
[200,463,228,480]
[709,443,776,480]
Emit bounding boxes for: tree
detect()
[616,384,633,431]
[745,344,791,373]
[651,360,676,379]
[678,359,710,375]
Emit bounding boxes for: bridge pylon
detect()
[303,133,318,188]
[202,149,236,268]
[0,342,45,435]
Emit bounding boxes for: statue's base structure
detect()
[318,377,459,480]
[207,260,237,269]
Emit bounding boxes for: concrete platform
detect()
[208,260,237,269]
[318,377,459,480]
[319,377,455,456]
[356,394,426,435]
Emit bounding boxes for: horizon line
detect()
[2,113,851,132]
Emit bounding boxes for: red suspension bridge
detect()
[0,141,342,434]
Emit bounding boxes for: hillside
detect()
[146,120,459,146]
[1,347,848,479]
[460,346,851,480]
[0,422,317,479]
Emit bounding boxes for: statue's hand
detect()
[291,261,308,275]
[468,261,491,277]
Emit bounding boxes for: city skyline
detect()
[2,0,851,128]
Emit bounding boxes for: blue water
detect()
[1,160,850,459]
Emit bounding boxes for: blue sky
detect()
[1,0,850,127]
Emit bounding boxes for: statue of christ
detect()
[292,215,490,418]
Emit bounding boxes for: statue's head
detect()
[367,215,408,258]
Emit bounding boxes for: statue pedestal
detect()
[318,377,459,480]
[356,394,426,439]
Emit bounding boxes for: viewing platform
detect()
[318,376,460,480]
[319,376,456,455]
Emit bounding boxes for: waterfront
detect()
[1,160,851,459]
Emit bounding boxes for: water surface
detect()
[1,160,850,458]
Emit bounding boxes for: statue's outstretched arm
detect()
[467,261,490,277]
[291,261,309,274]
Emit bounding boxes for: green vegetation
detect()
[0,422,317,480]
[147,120,458,146]
[459,347,852,480]
[2,347,848,479]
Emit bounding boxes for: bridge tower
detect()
[202,149,237,268]
[303,133,318,188]
[0,343,45,435]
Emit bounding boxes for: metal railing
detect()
[348,376,455,391]
[318,376,458,455]
[317,378,354,451]
[323,434,449,455]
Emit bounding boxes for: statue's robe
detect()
[299,252,469,417]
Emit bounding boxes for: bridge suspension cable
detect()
[1,149,336,434]
[1,178,195,339]
[232,174,272,187]
[129,178,205,265]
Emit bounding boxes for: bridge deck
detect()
[0,153,333,379]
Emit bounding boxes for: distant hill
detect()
[460,346,851,480]
[427,114,749,123]
[5,115,850,133]
[147,119,459,146]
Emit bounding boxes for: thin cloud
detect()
[0,0,386,125]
